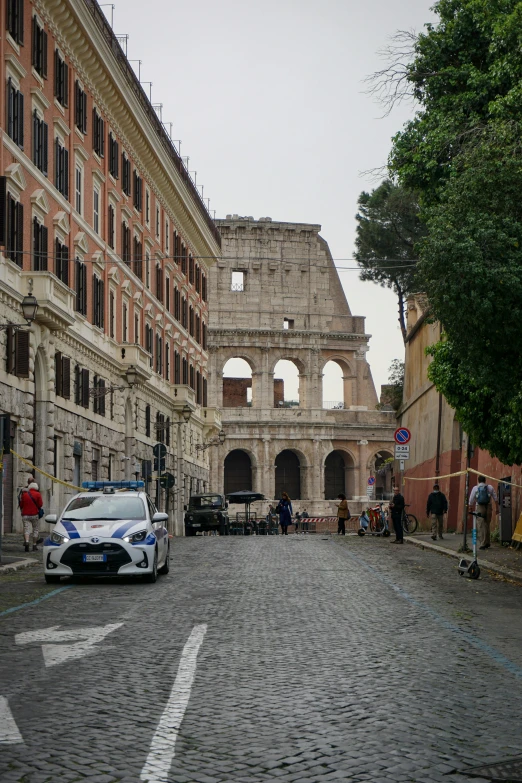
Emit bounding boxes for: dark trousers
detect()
[281,524,288,535]
[338,518,346,535]
[391,512,403,541]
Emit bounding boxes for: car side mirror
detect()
[45,514,57,524]
[152,512,168,523]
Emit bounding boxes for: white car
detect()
[43,481,169,584]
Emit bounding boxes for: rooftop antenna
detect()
[115,34,129,56]
[99,3,115,27]
[129,59,142,80]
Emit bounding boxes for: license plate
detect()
[83,554,106,562]
[192,523,201,528]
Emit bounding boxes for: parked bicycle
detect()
[402,504,418,534]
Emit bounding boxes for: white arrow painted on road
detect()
[15,623,123,667]
[0,697,23,744]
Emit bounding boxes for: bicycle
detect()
[402,504,418,534]
[368,503,391,537]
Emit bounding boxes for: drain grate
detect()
[462,756,522,782]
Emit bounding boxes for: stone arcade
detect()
[208,216,395,516]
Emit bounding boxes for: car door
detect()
[147,496,166,564]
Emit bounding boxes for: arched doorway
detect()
[224,450,252,494]
[275,450,300,499]
[324,451,345,498]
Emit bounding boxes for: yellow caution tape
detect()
[467,468,522,490]
[405,470,467,481]
[10,449,85,492]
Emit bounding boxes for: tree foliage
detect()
[355,180,424,340]
[387,0,522,464]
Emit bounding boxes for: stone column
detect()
[343,375,354,408]
[312,439,322,501]
[356,442,367,500]
[251,371,263,409]
[208,348,223,409]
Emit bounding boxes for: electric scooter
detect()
[457,511,481,579]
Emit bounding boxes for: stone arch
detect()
[274,447,308,500]
[321,356,355,409]
[272,357,304,408]
[222,355,257,408]
[324,449,356,499]
[224,448,254,494]
[269,353,307,375]
[218,351,258,376]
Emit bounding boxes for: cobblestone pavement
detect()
[0,535,521,783]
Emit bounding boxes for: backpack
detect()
[476,484,490,506]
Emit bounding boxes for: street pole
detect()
[459,435,472,553]
[177,420,183,536]
[0,417,4,564]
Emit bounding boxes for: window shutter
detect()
[55,350,62,395]
[42,31,48,78]
[100,280,104,328]
[0,176,6,246]
[42,122,48,175]
[15,330,30,378]
[42,225,48,270]
[54,49,59,97]
[93,275,98,324]
[31,17,36,69]
[18,91,24,149]
[17,0,24,45]
[63,243,69,287]
[82,264,87,314]
[82,91,87,134]
[63,148,69,199]
[5,327,15,374]
[63,62,69,107]
[62,357,71,399]
[100,118,105,157]
[81,368,89,408]
[99,381,105,417]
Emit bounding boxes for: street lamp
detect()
[181,404,192,423]
[88,366,138,397]
[0,295,39,331]
[195,429,226,453]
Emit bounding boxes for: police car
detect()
[43,481,169,584]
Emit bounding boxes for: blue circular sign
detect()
[394,427,411,444]
[367,476,376,486]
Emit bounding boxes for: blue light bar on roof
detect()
[81,480,145,490]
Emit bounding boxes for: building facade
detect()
[208,216,395,516]
[399,295,520,537]
[0,0,221,535]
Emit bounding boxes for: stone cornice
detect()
[209,328,369,341]
[38,0,221,263]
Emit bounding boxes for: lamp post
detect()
[0,294,39,331]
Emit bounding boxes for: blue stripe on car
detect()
[112,520,139,539]
[141,534,156,546]
[61,521,80,538]
[43,537,60,547]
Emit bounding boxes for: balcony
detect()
[120,343,152,384]
[21,272,75,331]
[201,407,222,435]
[170,384,196,411]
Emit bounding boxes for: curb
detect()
[405,537,522,585]
[0,558,39,575]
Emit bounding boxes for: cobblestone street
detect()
[0,535,521,783]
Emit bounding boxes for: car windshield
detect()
[63,495,146,521]
[190,495,223,510]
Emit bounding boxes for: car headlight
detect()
[123,530,148,543]
[51,531,70,544]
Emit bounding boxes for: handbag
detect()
[28,489,44,519]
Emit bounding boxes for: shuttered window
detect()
[122,222,131,264]
[203,377,208,407]
[55,138,69,198]
[32,217,48,271]
[32,110,48,174]
[5,328,30,378]
[174,351,180,384]
[75,259,87,315]
[156,264,163,302]
[108,133,119,179]
[108,203,115,249]
[145,405,151,437]
[55,238,69,285]
[93,377,106,417]
[74,81,87,134]
[7,78,24,149]
[54,50,68,107]
[92,108,105,157]
[93,275,104,329]
[31,16,47,78]
[133,171,142,211]
[122,152,131,196]
[7,0,24,45]
[75,365,89,408]
[6,195,24,267]
[133,236,143,279]
[202,274,207,302]
[182,357,188,385]
[54,352,71,399]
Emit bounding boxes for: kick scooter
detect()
[457,511,481,579]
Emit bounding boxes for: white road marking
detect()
[15,623,123,667]
[140,624,207,783]
[0,697,23,744]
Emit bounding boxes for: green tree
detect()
[386,0,522,463]
[384,359,405,411]
[354,180,423,340]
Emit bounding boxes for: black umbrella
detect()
[226,491,265,529]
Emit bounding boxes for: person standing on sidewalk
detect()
[389,486,405,544]
[336,494,350,535]
[277,492,293,536]
[426,484,448,541]
[19,478,43,553]
[469,476,498,550]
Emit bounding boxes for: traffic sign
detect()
[367,476,376,486]
[394,427,411,444]
[159,472,175,489]
[395,444,410,459]
[400,460,405,471]
[153,443,167,459]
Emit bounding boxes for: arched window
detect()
[273,360,300,408]
[322,361,345,409]
[275,450,300,500]
[224,450,252,494]
[222,358,253,408]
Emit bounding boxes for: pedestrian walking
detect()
[426,483,448,540]
[337,494,350,535]
[469,475,498,550]
[277,492,293,535]
[389,485,405,544]
[19,477,44,552]
[301,508,309,533]
[294,511,301,534]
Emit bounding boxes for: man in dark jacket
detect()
[426,484,448,541]
[389,486,405,544]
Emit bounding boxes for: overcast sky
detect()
[111,0,435,397]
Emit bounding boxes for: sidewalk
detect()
[406,533,522,584]
[0,533,41,573]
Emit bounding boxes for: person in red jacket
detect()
[19,477,43,553]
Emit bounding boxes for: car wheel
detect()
[159,545,170,575]
[144,549,158,583]
[44,574,61,584]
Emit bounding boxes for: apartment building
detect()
[0,0,222,535]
